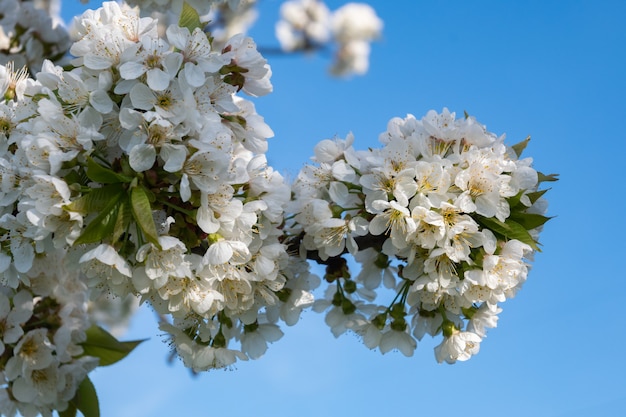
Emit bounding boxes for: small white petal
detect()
[129,144,157,172]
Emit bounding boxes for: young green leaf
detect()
[64,185,125,214]
[525,188,549,205]
[70,377,100,417]
[73,193,124,245]
[112,198,133,243]
[58,404,77,417]
[511,136,531,158]
[81,325,145,367]
[508,212,553,230]
[86,157,133,184]
[506,189,526,210]
[475,215,540,251]
[537,172,559,184]
[130,186,161,248]
[179,2,203,33]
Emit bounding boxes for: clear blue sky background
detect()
[58,1,626,416]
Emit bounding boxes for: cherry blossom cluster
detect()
[276,0,383,75]
[0,0,71,74]
[0,272,97,416]
[0,5,319,406]
[124,0,254,17]
[123,0,261,52]
[290,109,550,363]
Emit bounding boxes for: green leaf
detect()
[70,377,100,417]
[525,188,549,205]
[506,190,526,210]
[64,185,125,214]
[63,170,85,188]
[81,325,145,367]
[112,198,133,243]
[475,215,540,251]
[73,193,124,245]
[508,212,553,230]
[179,2,203,33]
[130,186,161,248]
[537,171,559,184]
[86,157,132,184]
[511,136,531,158]
[58,403,77,417]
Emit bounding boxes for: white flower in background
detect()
[329,3,382,76]
[276,0,331,51]
[331,3,382,43]
[329,39,371,76]
[6,328,54,375]
[0,291,33,355]
[0,0,70,73]
[79,244,133,294]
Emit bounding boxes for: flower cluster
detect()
[0,0,71,74]
[0,270,97,416]
[0,0,556,415]
[290,109,552,362]
[0,6,318,411]
[275,0,383,76]
[125,0,254,17]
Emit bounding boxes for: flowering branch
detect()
[0,1,556,416]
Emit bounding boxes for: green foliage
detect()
[86,157,132,184]
[73,191,125,245]
[112,198,133,243]
[508,212,553,230]
[81,325,145,367]
[511,136,531,158]
[525,188,549,205]
[130,185,161,248]
[475,215,540,251]
[537,172,559,184]
[59,377,100,417]
[64,185,124,214]
[179,2,203,33]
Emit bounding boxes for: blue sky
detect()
[60,1,626,416]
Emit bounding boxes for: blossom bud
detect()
[374,252,390,269]
[331,204,344,218]
[462,306,477,320]
[343,279,357,293]
[276,288,292,303]
[442,321,458,338]
[244,321,259,333]
[341,298,356,315]
[390,318,407,331]
[371,313,387,330]
[390,303,406,320]
[212,331,226,348]
[332,291,343,306]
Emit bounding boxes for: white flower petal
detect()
[129,144,157,172]
[146,68,170,91]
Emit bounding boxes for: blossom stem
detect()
[159,198,194,217]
